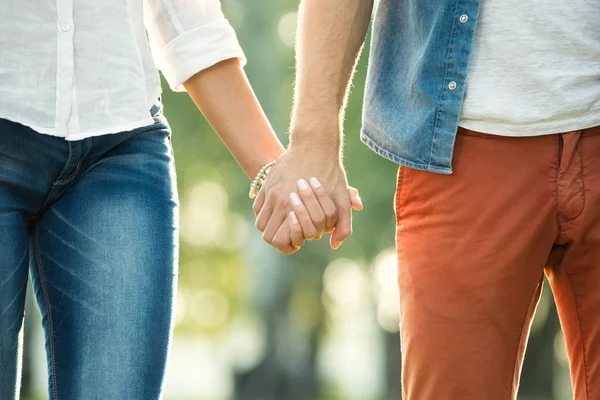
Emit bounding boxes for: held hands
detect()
[286,180,362,252]
[253,145,362,254]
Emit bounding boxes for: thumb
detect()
[348,186,363,210]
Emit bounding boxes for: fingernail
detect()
[290,211,299,224]
[290,192,302,206]
[309,177,322,188]
[298,179,310,191]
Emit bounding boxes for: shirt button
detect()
[60,21,71,31]
[459,14,469,23]
[448,81,457,90]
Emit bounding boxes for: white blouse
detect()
[0,0,246,140]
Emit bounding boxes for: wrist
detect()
[244,142,285,179]
[249,160,276,199]
[289,124,342,153]
[288,136,343,165]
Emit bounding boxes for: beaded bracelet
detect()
[249,160,276,199]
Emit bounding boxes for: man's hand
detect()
[284,183,363,253]
[252,0,373,255]
[253,142,356,254]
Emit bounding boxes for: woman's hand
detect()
[253,173,363,254]
[279,183,363,254]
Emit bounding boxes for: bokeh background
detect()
[20,1,573,399]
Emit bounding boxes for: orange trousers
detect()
[395,126,600,399]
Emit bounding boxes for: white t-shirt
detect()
[459,0,600,136]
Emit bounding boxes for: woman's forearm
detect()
[183,58,285,178]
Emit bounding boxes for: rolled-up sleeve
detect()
[144,0,247,92]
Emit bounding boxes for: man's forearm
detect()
[184,59,285,178]
[256,0,372,252]
[290,0,374,149]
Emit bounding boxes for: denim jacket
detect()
[361,0,480,174]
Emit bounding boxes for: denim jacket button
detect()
[448,81,457,90]
[459,14,468,23]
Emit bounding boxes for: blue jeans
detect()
[0,105,179,399]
